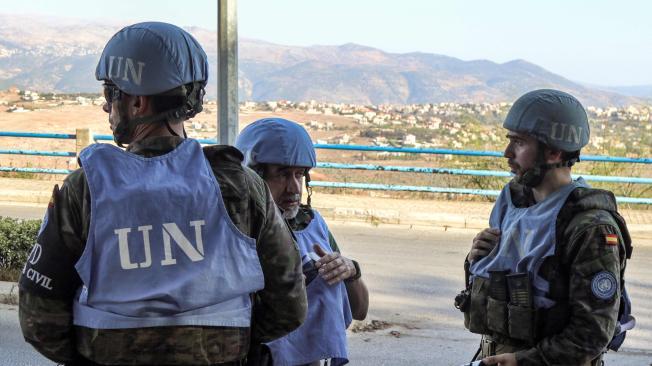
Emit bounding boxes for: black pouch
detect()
[489,270,509,301]
[486,270,509,334]
[506,273,535,343]
[467,277,489,334]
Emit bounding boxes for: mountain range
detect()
[0,14,649,107]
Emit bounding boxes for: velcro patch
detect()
[591,271,617,300]
[605,234,618,246]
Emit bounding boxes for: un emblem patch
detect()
[591,271,617,300]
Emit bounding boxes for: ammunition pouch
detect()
[486,270,509,336]
[460,272,571,346]
[486,297,508,335]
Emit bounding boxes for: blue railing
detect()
[2,132,652,204]
[315,143,652,164]
[0,132,76,139]
[92,138,652,164]
[317,162,652,184]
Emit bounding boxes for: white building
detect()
[403,134,416,145]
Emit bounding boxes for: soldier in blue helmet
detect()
[18,22,307,366]
[455,89,634,366]
[236,118,369,366]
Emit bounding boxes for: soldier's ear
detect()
[545,148,563,164]
[130,95,151,117]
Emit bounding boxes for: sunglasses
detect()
[102,83,123,105]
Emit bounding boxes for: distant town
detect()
[3,88,651,158]
[236,100,652,157]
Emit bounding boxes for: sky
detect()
[6,0,652,86]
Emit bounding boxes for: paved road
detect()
[0,203,46,220]
[337,222,652,365]
[0,304,54,365]
[1,208,651,365]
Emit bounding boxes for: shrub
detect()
[0,217,41,281]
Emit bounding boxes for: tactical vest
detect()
[266,210,352,366]
[73,139,265,329]
[461,180,633,347]
[465,180,583,344]
[471,179,586,308]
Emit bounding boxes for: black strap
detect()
[113,82,204,146]
[471,339,482,361]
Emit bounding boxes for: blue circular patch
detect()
[591,271,617,300]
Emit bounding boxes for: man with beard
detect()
[457,89,633,366]
[18,22,306,366]
[236,117,369,366]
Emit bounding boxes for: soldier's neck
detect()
[532,168,572,203]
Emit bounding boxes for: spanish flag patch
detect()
[605,234,618,246]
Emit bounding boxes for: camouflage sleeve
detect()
[516,223,623,366]
[18,291,75,363]
[18,171,87,363]
[250,179,307,343]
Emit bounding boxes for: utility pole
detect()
[218,0,238,145]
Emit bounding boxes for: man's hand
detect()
[313,244,357,285]
[468,227,501,262]
[483,353,516,366]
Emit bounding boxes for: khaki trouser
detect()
[480,335,604,366]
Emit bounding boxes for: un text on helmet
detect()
[107,56,146,86]
[550,122,583,144]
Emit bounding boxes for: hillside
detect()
[0,14,647,107]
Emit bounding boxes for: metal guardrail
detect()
[2,132,652,204]
[315,143,652,164]
[0,167,73,174]
[309,181,652,205]
[317,162,652,184]
[311,181,502,196]
[0,149,75,157]
[0,132,76,139]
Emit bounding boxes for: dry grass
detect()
[0,92,650,207]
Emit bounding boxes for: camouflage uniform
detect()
[19,136,308,366]
[463,180,630,366]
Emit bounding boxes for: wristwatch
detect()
[346,260,361,282]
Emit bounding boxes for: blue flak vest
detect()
[266,210,352,366]
[73,139,265,329]
[470,178,588,309]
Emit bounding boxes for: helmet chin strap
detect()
[112,101,133,148]
[111,82,203,147]
[516,144,578,188]
[305,171,313,207]
[517,165,550,188]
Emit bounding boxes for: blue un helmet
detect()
[96,22,209,145]
[235,118,317,204]
[503,89,590,187]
